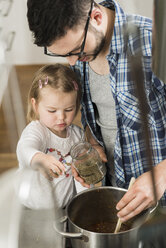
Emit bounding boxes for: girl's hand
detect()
[86,126,107,163]
[116,159,166,222]
[71,165,90,188]
[91,144,108,163]
[31,152,66,180]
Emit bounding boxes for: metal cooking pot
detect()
[54,187,156,248]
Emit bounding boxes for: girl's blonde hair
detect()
[27,63,82,122]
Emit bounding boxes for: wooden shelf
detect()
[0,153,18,174]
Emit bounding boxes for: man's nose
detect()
[66,56,78,66]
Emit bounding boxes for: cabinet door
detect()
[1,0,65,64]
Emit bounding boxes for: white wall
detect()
[97,0,153,18]
[117,0,153,18]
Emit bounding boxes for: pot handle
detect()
[53,216,83,239]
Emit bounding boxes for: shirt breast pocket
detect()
[117,91,142,131]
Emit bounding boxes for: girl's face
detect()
[32,86,77,137]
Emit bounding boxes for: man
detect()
[27,0,166,222]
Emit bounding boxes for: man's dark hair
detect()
[27,0,95,47]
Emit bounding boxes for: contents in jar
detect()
[70,142,106,185]
[74,158,104,184]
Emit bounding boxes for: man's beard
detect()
[79,27,106,62]
[91,30,106,61]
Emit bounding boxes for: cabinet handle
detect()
[0,0,13,17]
[6,31,15,51]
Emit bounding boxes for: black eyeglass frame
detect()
[44,0,94,58]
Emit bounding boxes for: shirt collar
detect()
[100,0,127,54]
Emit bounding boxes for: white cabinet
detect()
[1,0,65,65]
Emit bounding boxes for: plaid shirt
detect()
[72,0,166,205]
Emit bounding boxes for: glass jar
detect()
[70,142,106,185]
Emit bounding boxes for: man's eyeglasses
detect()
[44,0,93,58]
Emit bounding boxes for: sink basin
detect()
[0,168,66,248]
[19,207,66,248]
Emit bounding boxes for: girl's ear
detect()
[31,98,38,113]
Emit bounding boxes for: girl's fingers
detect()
[49,169,59,178]
[54,161,66,173]
[51,162,66,175]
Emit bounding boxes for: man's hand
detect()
[116,159,166,222]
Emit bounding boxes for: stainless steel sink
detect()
[0,168,67,248]
[19,207,66,248]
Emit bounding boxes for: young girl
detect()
[16,63,85,209]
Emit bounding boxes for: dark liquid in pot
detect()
[85,221,130,233]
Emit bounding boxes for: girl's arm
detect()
[86,125,107,163]
[16,123,65,180]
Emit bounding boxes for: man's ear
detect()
[90,7,103,26]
